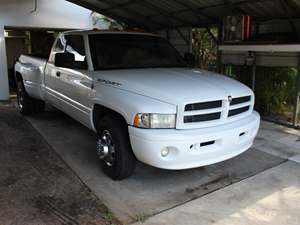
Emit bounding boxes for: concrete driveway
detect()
[25,105,300,224]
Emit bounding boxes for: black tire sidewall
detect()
[17,81,32,115]
[97,115,136,180]
[16,80,45,114]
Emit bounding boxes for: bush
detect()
[233,66,297,117]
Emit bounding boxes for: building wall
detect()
[0,0,93,100]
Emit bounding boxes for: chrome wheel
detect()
[17,82,24,110]
[96,130,115,167]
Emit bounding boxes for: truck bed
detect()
[15,55,48,100]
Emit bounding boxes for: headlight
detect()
[133,113,176,129]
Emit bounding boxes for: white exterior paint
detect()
[0,27,9,100]
[15,30,260,172]
[0,0,93,100]
[219,44,300,52]
[219,45,300,67]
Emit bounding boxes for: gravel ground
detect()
[0,102,121,225]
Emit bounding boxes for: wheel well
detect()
[92,104,128,131]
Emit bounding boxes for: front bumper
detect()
[128,111,260,170]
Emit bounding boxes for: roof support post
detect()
[251,53,257,91]
[292,54,300,126]
[189,28,193,53]
[0,26,10,100]
[216,25,222,73]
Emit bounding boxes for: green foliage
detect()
[91,12,126,30]
[233,66,297,117]
[192,28,218,70]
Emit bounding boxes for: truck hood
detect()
[93,68,253,105]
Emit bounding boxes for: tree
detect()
[192,28,218,70]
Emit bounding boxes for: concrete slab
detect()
[256,121,300,160]
[133,161,300,225]
[289,154,300,164]
[26,106,286,223]
[0,103,120,225]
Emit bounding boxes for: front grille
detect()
[228,106,250,117]
[182,95,252,126]
[185,100,222,111]
[184,112,221,123]
[230,96,251,105]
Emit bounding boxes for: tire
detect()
[96,115,136,180]
[16,80,45,115]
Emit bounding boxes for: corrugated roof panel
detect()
[67,0,300,30]
[126,3,158,17]
[184,0,226,9]
[146,0,186,12]
[203,5,234,19]
[78,0,111,9]
[151,14,183,27]
[241,1,286,19]
[175,11,209,25]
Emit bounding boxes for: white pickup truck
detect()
[15,30,260,180]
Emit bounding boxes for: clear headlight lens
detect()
[133,113,176,129]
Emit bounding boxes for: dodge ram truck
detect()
[15,30,260,180]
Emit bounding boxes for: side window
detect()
[53,35,66,52]
[49,35,66,62]
[65,35,86,62]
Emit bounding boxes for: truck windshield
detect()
[89,33,187,70]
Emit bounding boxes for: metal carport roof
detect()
[66,0,300,30]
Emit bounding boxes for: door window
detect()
[65,35,86,62]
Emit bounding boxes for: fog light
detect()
[161,148,170,157]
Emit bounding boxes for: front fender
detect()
[90,84,177,131]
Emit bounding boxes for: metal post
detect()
[251,53,256,91]
[189,28,193,54]
[292,54,300,126]
[216,25,222,73]
[0,26,10,100]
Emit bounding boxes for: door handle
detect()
[56,71,61,77]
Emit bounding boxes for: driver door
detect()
[46,34,93,127]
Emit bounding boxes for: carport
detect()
[1,1,300,225]
[65,0,300,127]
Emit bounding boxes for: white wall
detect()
[0,0,93,100]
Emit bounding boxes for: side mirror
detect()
[184,53,195,67]
[54,52,87,70]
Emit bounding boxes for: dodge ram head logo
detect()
[228,96,232,103]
